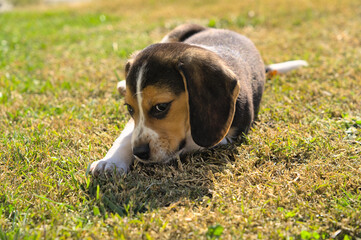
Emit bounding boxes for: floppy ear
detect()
[124,50,140,77]
[178,49,240,147]
[117,57,135,95]
[119,51,141,95]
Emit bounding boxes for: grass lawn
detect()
[1,0,360,239]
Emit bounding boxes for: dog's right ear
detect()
[124,50,140,77]
[118,51,141,95]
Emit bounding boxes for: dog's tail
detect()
[161,24,207,43]
[265,60,308,77]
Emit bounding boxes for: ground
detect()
[0,0,360,239]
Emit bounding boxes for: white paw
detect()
[89,158,129,176]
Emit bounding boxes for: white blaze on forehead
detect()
[132,62,159,145]
[136,63,146,125]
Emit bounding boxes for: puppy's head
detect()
[124,43,240,163]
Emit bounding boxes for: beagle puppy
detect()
[90,24,307,175]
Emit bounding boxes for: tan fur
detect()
[125,85,189,162]
[125,88,139,120]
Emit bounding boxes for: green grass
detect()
[1,0,360,239]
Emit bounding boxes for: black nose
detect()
[133,144,150,160]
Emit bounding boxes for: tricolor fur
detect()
[90,24,307,175]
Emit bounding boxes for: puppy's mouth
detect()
[135,138,186,164]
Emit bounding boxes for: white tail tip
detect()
[267,60,308,74]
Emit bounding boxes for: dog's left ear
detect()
[178,48,240,147]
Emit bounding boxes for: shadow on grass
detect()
[83,144,239,217]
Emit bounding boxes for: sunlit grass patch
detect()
[1,0,360,239]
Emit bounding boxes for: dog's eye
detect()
[125,104,134,117]
[150,102,172,119]
[155,103,169,112]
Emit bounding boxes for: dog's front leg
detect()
[90,120,134,176]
